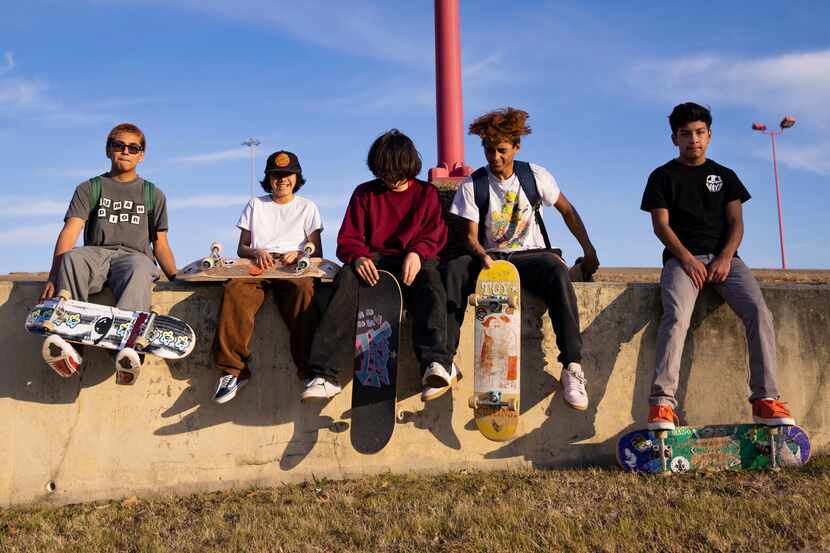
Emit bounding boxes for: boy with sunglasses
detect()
[211,150,323,404]
[40,123,177,384]
[301,129,455,402]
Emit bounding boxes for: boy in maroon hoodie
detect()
[301,129,455,401]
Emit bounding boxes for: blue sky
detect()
[1,1,828,273]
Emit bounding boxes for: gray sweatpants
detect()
[651,255,780,407]
[55,246,159,312]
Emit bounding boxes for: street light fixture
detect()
[242,138,261,199]
[752,115,796,269]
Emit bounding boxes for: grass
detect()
[2,457,830,553]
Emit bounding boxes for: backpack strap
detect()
[143,179,157,243]
[471,167,490,247]
[84,176,102,246]
[513,161,552,249]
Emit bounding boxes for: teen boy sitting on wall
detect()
[641,102,794,430]
[301,129,455,402]
[212,150,323,404]
[443,107,599,410]
[40,123,177,385]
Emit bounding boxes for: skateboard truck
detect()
[468,390,519,411]
[200,241,224,269]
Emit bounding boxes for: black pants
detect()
[442,250,582,366]
[308,256,452,380]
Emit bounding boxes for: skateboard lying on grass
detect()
[26,290,196,360]
[468,260,521,442]
[617,424,811,474]
[176,241,340,282]
[350,270,402,454]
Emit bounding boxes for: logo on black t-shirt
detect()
[705,175,723,192]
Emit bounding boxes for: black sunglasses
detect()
[108,140,144,155]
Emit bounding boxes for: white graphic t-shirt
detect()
[450,163,560,252]
[237,195,322,253]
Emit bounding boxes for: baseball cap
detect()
[264,150,302,174]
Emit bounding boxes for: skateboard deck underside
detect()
[176,257,340,281]
[26,298,196,359]
[472,260,521,442]
[350,271,402,454]
[617,424,811,474]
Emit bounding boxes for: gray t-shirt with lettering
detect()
[65,174,169,259]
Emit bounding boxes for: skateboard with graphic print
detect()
[350,270,403,454]
[26,290,196,360]
[176,241,340,282]
[468,260,521,442]
[617,424,811,474]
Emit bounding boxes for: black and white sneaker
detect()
[213,372,249,404]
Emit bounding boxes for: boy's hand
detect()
[280,250,302,265]
[40,281,55,302]
[681,254,707,289]
[481,254,494,269]
[707,255,732,284]
[401,252,422,286]
[255,249,275,269]
[355,257,379,286]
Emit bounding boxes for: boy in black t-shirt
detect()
[640,102,794,430]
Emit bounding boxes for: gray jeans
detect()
[55,246,159,312]
[651,255,779,407]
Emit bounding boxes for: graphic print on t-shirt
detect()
[706,175,723,192]
[99,195,145,229]
[489,190,532,250]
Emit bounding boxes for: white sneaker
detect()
[422,361,452,388]
[115,347,142,385]
[42,334,82,377]
[301,377,341,402]
[562,362,588,411]
[421,363,462,402]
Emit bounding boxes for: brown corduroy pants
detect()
[212,278,319,379]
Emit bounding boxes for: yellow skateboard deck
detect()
[468,260,521,441]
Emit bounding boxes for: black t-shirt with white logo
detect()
[640,159,750,264]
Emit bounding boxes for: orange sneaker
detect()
[647,404,679,431]
[752,399,795,426]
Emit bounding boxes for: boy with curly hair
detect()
[442,107,599,409]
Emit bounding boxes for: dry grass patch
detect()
[2,457,829,552]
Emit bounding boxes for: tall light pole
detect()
[752,116,795,269]
[242,138,261,199]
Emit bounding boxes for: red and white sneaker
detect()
[115,347,142,385]
[42,335,82,377]
[647,404,679,431]
[752,398,795,426]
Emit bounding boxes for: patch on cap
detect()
[275,153,291,168]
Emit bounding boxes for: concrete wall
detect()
[1,276,828,506]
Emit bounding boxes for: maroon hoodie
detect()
[336,178,448,264]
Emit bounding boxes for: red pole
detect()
[430,0,471,179]
[770,132,787,269]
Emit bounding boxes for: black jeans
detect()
[441,250,582,366]
[308,256,452,380]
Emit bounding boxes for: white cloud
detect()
[0,51,14,75]
[627,48,830,126]
[172,147,252,164]
[752,143,830,177]
[0,198,67,217]
[168,194,250,209]
[0,223,62,245]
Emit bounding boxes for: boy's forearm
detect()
[654,223,694,261]
[562,207,596,254]
[154,244,177,279]
[717,219,743,259]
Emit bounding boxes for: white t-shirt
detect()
[237,195,322,253]
[450,163,560,252]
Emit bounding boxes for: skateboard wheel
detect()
[303,242,316,255]
[135,336,149,349]
[57,289,72,301]
[507,398,518,411]
[297,258,310,271]
[508,295,518,308]
[210,241,223,256]
[468,396,478,409]
[201,257,216,269]
[468,295,477,307]
[42,321,56,333]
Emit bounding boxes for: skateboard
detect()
[617,424,811,474]
[468,260,521,442]
[26,290,196,359]
[350,270,403,454]
[176,241,340,282]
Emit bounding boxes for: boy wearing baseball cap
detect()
[40,122,177,385]
[212,150,324,403]
[301,129,455,402]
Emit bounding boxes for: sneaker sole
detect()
[647,422,676,431]
[421,371,461,402]
[565,399,589,411]
[753,416,796,426]
[423,374,452,388]
[301,391,340,403]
